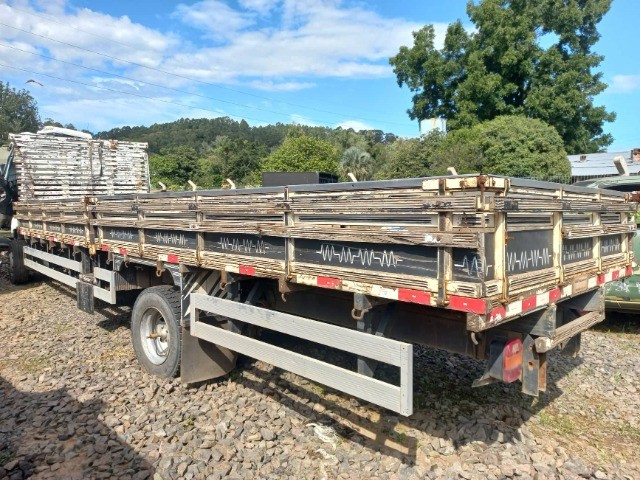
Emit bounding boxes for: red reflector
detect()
[549,288,561,302]
[119,248,127,255]
[239,265,255,276]
[101,244,109,251]
[522,296,537,311]
[49,235,55,242]
[488,306,506,324]
[612,270,620,280]
[398,288,430,305]
[503,339,523,383]
[317,276,340,289]
[626,266,633,277]
[166,254,179,264]
[597,274,606,285]
[69,240,75,246]
[449,296,487,314]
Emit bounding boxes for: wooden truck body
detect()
[7,132,637,416]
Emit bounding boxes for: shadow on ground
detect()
[194,338,581,466]
[593,310,640,335]
[0,376,154,479]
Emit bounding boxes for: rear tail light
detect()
[502,338,523,383]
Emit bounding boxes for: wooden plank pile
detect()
[10,133,148,200]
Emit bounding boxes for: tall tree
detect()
[0,81,40,143]
[429,116,571,181]
[376,131,445,180]
[262,135,339,174]
[148,145,199,190]
[195,136,268,188]
[340,147,374,181]
[390,0,614,153]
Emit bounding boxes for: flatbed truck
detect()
[4,131,637,416]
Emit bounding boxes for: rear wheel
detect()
[9,239,29,285]
[131,285,182,378]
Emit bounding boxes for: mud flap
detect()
[77,281,94,314]
[180,325,238,384]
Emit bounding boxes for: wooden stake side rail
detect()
[14,175,637,329]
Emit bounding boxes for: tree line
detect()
[1,0,614,189]
[95,115,571,190]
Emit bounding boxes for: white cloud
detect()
[166,0,429,83]
[336,120,374,131]
[238,0,276,16]
[0,0,439,130]
[41,95,225,133]
[290,113,319,127]
[245,80,315,91]
[91,77,145,91]
[609,75,640,94]
[174,1,255,40]
[1,2,177,70]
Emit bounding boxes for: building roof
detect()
[568,150,640,178]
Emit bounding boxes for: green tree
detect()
[195,136,267,188]
[262,135,339,174]
[148,145,199,190]
[390,0,614,153]
[0,81,40,143]
[340,147,374,181]
[430,116,570,181]
[376,131,444,180]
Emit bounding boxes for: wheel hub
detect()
[140,308,170,365]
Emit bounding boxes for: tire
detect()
[131,285,182,378]
[9,239,29,285]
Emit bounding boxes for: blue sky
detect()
[0,1,637,151]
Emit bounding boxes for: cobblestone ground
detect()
[0,273,638,479]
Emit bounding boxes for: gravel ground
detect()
[0,271,638,480]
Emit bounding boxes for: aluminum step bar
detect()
[190,293,413,416]
[23,246,116,303]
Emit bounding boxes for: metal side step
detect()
[190,293,413,416]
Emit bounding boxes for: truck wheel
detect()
[131,285,182,378]
[9,239,29,285]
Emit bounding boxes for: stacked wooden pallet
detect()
[10,133,148,200]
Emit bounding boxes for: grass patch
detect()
[619,422,640,440]
[539,410,577,436]
[182,415,196,427]
[17,354,51,374]
[0,449,14,466]
[53,323,73,335]
[391,430,408,445]
[311,384,326,397]
[595,314,640,336]
[98,346,132,363]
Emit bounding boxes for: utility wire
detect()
[0,62,275,125]
[0,42,345,124]
[0,22,410,128]
[7,5,145,50]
